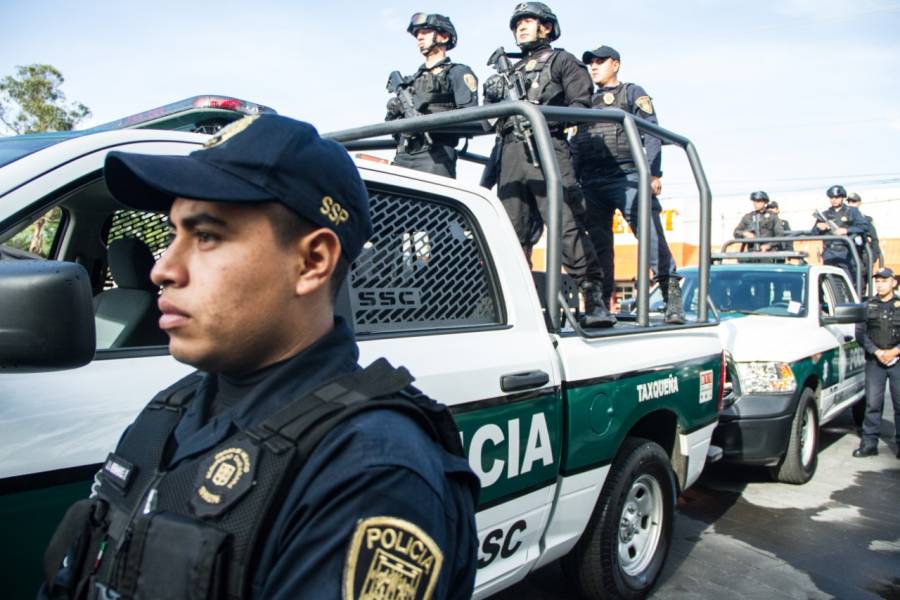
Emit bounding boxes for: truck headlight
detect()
[734,362,796,394]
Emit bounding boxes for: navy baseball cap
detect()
[583,45,620,63]
[104,114,372,261]
[874,267,895,279]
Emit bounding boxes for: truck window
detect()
[826,274,854,305]
[0,206,65,259]
[348,189,502,335]
[101,209,170,289]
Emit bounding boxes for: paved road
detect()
[492,403,900,599]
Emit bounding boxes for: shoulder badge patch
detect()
[190,441,258,518]
[343,516,444,600]
[894,300,900,307]
[841,216,848,222]
[525,59,538,71]
[635,95,654,115]
[203,114,259,148]
[463,73,477,93]
[602,92,616,106]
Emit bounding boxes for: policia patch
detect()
[343,516,443,600]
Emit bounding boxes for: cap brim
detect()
[104,151,276,212]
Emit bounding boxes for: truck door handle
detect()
[501,370,550,392]
[843,335,854,343]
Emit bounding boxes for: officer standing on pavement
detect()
[482,2,616,328]
[812,184,867,285]
[40,115,479,599]
[847,191,883,281]
[853,268,900,459]
[570,45,685,323]
[734,191,784,251]
[386,13,478,178]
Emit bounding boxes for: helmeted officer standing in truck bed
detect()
[39,115,479,599]
[386,13,478,178]
[570,44,685,323]
[734,190,784,251]
[812,184,868,284]
[853,267,900,459]
[482,2,615,328]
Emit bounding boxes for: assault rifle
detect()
[486,47,539,167]
[812,209,840,233]
[386,70,432,148]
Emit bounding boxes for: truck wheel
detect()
[562,437,675,600]
[771,387,818,484]
[851,397,866,428]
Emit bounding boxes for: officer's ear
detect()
[435,31,449,45]
[294,227,342,299]
[611,59,621,74]
[538,22,552,39]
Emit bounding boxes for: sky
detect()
[3,0,900,216]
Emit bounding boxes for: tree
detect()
[0,64,91,135]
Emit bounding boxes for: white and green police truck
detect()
[644,244,866,484]
[0,104,723,599]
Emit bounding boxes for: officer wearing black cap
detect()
[812,184,867,284]
[570,44,685,323]
[734,190,784,251]
[386,13,478,178]
[853,267,900,459]
[481,2,616,328]
[39,115,479,599]
[767,200,794,252]
[847,192,883,275]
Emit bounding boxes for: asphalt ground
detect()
[493,401,900,600]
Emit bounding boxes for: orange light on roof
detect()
[354,153,390,164]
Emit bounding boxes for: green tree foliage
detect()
[0,64,91,134]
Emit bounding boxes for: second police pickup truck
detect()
[644,242,867,484]
[0,102,723,599]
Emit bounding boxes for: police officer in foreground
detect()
[812,184,867,284]
[853,268,900,459]
[734,190,783,251]
[570,44,685,324]
[386,13,478,178]
[40,115,479,599]
[482,2,616,328]
[847,191,883,277]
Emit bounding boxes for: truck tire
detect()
[771,387,818,484]
[562,437,675,600]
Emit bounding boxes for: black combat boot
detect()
[579,280,617,329]
[661,278,686,324]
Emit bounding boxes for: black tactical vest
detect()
[43,359,465,600]
[411,63,457,114]
[570,83,633,179]
[515,48,562,106]
[865,298,900,350]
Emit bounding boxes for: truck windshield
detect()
[681,270,809,317]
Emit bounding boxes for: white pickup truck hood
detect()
[718,315,837,363]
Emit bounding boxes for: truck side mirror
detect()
[821,302,866,325]
[0,260,96,371]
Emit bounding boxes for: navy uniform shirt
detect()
[811,204,867,261]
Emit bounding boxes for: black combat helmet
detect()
[408,13,458,50]
[827,185,847,198]
[750,190,769,202]
[509,2,561,43]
